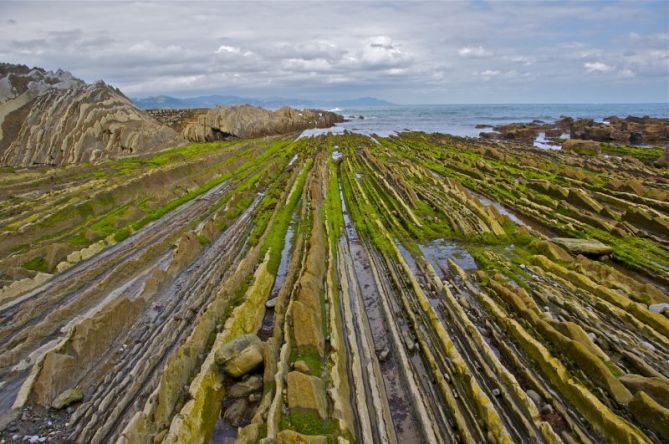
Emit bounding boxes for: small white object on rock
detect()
[649,303,669,314]
[640,340,656,352]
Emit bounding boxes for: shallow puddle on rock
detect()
[395,241,418,274]
[270,212,297,296]
[419,239,477,278]
[210,418,236,444]
[259,210,298,341]
[533,132,564,150]
[475,194,528,227]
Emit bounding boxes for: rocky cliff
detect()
[162,105,344,141]
[0,64,182,166]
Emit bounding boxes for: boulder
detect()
[622,207,669,237]
[228,375,263,398]
[656,147,669,168]
[566,189,603,214]
[286,371,328,419]
[223,398,248,427]
[52,387,83,409]
[550,238,613,256]
[235,423,260,444]
[531,240,572,262]
[214,334,264,378]
[491,123,542,142]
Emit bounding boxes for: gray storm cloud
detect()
[0,0,666,103]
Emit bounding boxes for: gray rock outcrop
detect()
[181,104,344,141]
[0,63,182,166]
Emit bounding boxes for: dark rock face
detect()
[0,63,182,167]
[180,105,345,141]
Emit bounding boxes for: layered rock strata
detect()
[0,63,181,166]
[0,130,668,444]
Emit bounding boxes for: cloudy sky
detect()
[1,1,667,103]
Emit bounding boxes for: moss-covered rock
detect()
[287,371,328,419]
[628,391,669,438]
[214,334,264,378]
[620,374,669,408]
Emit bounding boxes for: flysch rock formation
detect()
[1,129,668,444]
[148,104,345,141]
[0,63,182,166]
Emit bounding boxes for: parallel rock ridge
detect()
[1,117,669,442]
[0,63,182,166]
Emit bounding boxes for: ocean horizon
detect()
[303,102,669,138]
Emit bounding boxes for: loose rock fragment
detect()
[51,387,83,410]
[214,334,264,378]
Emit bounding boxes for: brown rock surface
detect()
[286,371,328,419]
[214,334,264,378]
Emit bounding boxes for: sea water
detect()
[300,103,669,138]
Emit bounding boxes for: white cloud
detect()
[618,68,635,78]
[584,62,614,74]
[476,69,501,80]
[216,45,240,54]
[0,0,665,102]
[509,56,532,66]
[458,45,490,58]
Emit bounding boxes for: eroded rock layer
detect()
[0,131,668,444]
[174,105,344,141]
[0,63,182,166]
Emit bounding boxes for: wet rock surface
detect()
[1,129,668,444]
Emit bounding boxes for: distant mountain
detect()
[132,95,394,109]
